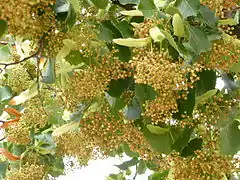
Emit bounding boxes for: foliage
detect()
[0,0,240,179]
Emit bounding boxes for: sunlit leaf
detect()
[120,10,144,16]
[9,83,38,105]
[195,89,218,105]
[113,38,151,47]
[52,122,79,137]
[146,125,170,135]
[149,26,165,42]
[172,13,185,37]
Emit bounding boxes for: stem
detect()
[0,36,45,73]
[133,164,138,180]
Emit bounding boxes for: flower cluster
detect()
[0,0,56,41]
[3,65,33,94]
[6,163,45,180]
[58,56,132,111]
[6,121,31,145]
[194,95,235,126]
[22,97,49,130]
[199,40,240,71]
[56,105,153,164]
[169,150,236,180]
[131,50,201,124]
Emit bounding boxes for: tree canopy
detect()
[0,0,240,179]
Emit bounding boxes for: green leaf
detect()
[113,38,151,47]
[65,4,77,27]
[181,138,203,157]
[0,20,7,38]
[107,173,126,180]
[199,5,217,28]
[123,97,141,120]
[195,70,216,96]
[99,21,122,42]
[121,143,139,158]
[137,159,147,175]
[52,122,79,137]
[90,0,108,9]
[0,86,13,102]
[0,45,10,62]
[120,10,144,16]
[135,84,157,105]
[175,0,200,19]
[165,5,181,15]
[160,29,179,52]
[146,125,170,135]
[231,61,240,73]
[172,13,186,37]
[220,120,240,155]
[144,128,173,153]
[149,26,165,42]
[115,158,138,170]
[68,0,80,13]
[148,171,169,180]
[171,127,194,152]
[218,19,238,26]
[0,161,8,179]
[9,82,39,105]
[195,89,218,105]
[42,59,56,84]
[188,26,211,54]
[49,157,65,177]
[112,21,134,38]
[115,45,132,62]
[173,88,195,119]
[138,0,156,17]
[107,78,133,97]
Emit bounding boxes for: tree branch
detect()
[0,37,45,73]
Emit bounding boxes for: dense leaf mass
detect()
[0,0,239,179]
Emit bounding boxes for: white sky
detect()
[57,155,152,180]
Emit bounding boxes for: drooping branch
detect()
[0,37,45,72]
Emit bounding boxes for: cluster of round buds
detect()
[6,163,45,180]
[193,95,235,126]
[79,105,154,159]
[22,97,49,130]
[131,50,201,124]
[121,90,135,105]
[122,124,155,161]
[21,151,42,166]
[201,0,239,19]
[169,150,236,180]
[79,107,126,156]
[144,96,178,124]
[44,31,66,57]
[199,40,240,71]
[6,121,31,145]
[3,65,33,94]
[66,19,98,54]
[59,58,132,111]
[55,132,92,165]
[133,18,164,38]
[0,0,56,41]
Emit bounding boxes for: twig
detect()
[0,36,45,73]
[133,164,138,180]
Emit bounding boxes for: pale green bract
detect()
[113,38,151,47]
